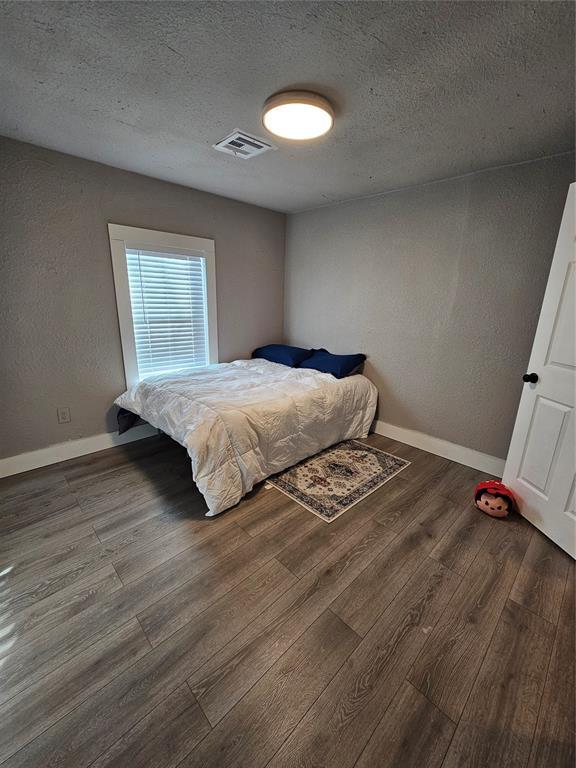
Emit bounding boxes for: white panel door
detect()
[504,184,575,558]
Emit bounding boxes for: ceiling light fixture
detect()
[262,91,334,141]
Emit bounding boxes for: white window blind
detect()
[126,249,209,379]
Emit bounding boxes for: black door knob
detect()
[523,372,539,384]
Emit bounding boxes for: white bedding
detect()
[115,359,378,516]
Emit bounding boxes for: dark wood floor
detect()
[0,433,573,768]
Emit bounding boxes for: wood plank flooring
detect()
[0,433,573,768]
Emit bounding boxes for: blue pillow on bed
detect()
[299,349,366,378]
[251,344,312,367]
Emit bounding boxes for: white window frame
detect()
[108,223,218,387]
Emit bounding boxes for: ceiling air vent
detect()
[213,130,276,159]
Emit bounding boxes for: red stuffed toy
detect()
[474,480,517,519]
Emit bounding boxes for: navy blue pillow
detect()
[252,344,312,367]
[299,349,366,378]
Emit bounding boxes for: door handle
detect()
[523,372,539,384]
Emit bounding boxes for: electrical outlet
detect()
[57,407,71,424]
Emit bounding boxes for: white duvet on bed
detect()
[115,359,378,516]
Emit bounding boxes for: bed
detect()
[115,358,378,516]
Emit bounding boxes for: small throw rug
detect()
[268,439,410,522]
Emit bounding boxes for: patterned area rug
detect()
[268,440,410,522]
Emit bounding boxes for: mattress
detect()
[115,359,378,516]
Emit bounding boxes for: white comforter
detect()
[115,359,378,516]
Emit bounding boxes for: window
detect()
[108,224,218,386]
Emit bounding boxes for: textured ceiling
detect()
[0,1,573,212]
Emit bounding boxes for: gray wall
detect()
[284,154,575,459]
[2,135,573,463]
[0,137,285,458]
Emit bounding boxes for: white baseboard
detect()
[0,418,503,481]
[373,420,505,477]
[0,424,159,479]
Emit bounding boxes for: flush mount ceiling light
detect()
[262,91,334,140]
